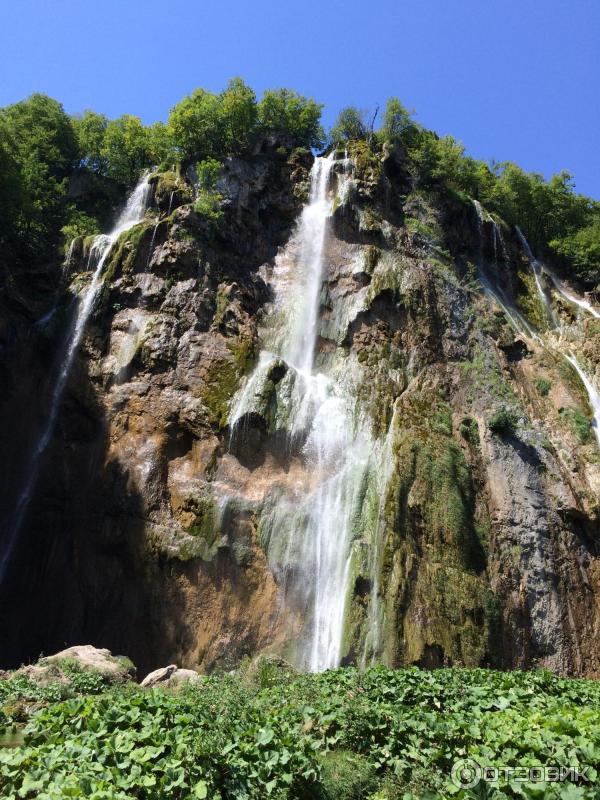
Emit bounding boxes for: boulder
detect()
[18,645,135,686]
[140,665,202,688]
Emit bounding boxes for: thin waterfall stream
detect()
[474,203,600,453]
[0,174,151,582]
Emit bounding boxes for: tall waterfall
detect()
[0,174,151,582]
[230,154,388,671]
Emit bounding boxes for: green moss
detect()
[363,245,381,275]
[375,393,493,669]
[213,286,229,327]
[182,492,219,553]
[226,336,256,372]
[199,358,240,429]
[514,268,549,331]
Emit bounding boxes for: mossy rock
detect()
[150,171,192,213]
[199,358,241,429]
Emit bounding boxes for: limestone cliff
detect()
[1,138,598,677]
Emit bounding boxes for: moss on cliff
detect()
[199,358,240,429]
[375,394,494,669]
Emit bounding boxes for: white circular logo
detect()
[451,758,482,789]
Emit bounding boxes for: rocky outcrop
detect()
[0,142,598,677]
[14,646,135,686]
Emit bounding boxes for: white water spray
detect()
[0,174,151,582]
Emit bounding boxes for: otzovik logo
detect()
[451,758,592,788]
[451,758,481,789]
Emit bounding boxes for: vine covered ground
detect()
[0,664,598,799]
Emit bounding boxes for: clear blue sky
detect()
[1,0,599,197]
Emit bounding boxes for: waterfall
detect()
[230,154,388,671]
[546,272,600,319]
[0,174,151,582]
[473,200,509,264]
[515,227,600,452]
[282,156,334,374]
[515,227,559,327]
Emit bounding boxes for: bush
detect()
[559,407,591,443]
[1,666,600,799]
[535,377,552,396]
[488,407,519,435]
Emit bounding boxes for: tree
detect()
[380,97,414,141]
[73,110,108,173]
[329,106,368,144]
[258,89,324,149]
[219,77,258,154]
[167,89,224,164]
[146,122,174,168]
[101,115,150,184]
[0,93,78,262]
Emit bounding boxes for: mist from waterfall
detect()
[0,174,151,582]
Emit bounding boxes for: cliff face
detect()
[1,140,599,677]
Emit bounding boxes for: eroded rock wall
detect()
[1,141,598,676]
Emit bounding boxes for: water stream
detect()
[0,174,151,582]
[514,227,600,451]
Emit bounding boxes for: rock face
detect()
[0,142,599,677]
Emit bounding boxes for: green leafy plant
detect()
[535,377,552,396]
[489,407,519,436]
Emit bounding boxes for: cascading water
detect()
[229,154,390,671]
[565,356,600,449]
[515,227,559,327]
[515,228,600,452]
[0,174,151,582]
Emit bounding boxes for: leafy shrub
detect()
[559,407,591,443]
[535,377,552,396]
[488,407,519,435]
[1,666,599,799]
[459,416,480,446]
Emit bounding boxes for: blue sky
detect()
[1,0,599,197]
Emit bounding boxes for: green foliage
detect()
[1,666,599,799]
[550,215,600,285]
[380,97,415,142]
[0,93,78,267]
[330,106,369,144]
[194,158,223,223]
[72,110,108,172]
[101,114,152,185]
[167,88,226,165]
[559,407,591,443]
[489,407,519,435]
[61,207,99,250]
[535,377,552,397]
[257,88,324,149]
[459,416,480,446]
[220,77,258,154]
